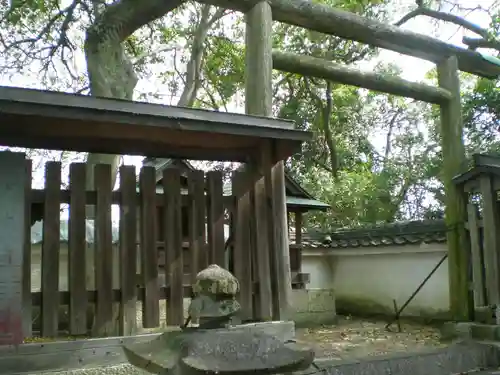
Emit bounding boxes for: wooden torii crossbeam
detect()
[198,0,500,79]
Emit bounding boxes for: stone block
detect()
[292,290,310,313]
[301,342,500,375]
[307,289,336,313]
[291,289,336,327]
[440,321,473,341]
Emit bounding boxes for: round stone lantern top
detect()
[192,264,240,297]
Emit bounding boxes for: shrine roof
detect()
[0,86,311,162]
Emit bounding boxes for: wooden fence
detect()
[24,161,307,339]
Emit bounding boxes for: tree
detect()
[1,0,232,195]
[3,0,497,230]
[396,1,500,154]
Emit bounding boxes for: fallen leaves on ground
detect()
[295,316,444,359]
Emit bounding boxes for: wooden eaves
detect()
[0,86,312,162]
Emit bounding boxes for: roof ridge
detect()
[294,220,448,249]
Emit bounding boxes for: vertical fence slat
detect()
[468,203,486,307]
[22,160,32,339]
[232,171,253,320]
[188,171,205,285]
[164,169,184,326]
[206,171,225,267]
[94,164,114,336]
[68,163,87,335]
[140,166,159,328]
[41,162,61,337]
[119,165,137,335]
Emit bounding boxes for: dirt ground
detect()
[295,316,445,359]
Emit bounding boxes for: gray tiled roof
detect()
[32,218,447,248]
[292,220,448,249]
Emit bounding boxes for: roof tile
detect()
[294,220,448,249]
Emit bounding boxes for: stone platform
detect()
[307,341,500,375]
[441,322,500,341]
[0,321,295,374]
[11,341,500,375]
[4,321,500,375]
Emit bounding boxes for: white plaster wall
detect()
[30,243,123,292]
[301,255,334,289]
[302,243,450,318]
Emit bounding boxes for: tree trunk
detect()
[82,0,222,332]
[83,0,184,211]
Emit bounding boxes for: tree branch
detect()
[383,108,403,166]
[178,5,227,107]
[463,36,500,52]
[395,1,500,54]
[395,6,489,39]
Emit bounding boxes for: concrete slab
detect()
[20,342,500,375]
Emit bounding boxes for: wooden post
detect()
[41,162,61,337]
[0,152,28,344]
[253,158,274,320]
[437,56,471,321]
[295,212,303,246]
[479,176,500,306]
[68,163,88,335]
[467,203,486,308]
[94,164,114,336]
[245,1,293,320]
[295,211,303,274]
[164,169,184,326]
[232,172,254,320]
[188,171,206,284]
[118,165,138,336]
[22,160,32,339]
[270,145,293,318]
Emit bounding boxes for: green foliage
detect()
[2,0,499,233]
[463,77,500,152]
[202,35,245,109]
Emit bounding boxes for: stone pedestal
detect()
[123,320,305,375]
[0,152,27,345]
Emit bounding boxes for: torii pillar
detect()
[245,2,293,320]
